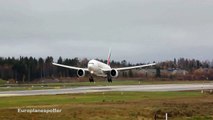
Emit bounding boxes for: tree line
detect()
[0,56,137,82]
[0,56,212,82]
[160,58,212,71]
[159,58,213,80]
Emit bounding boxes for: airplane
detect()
[52,50,156,82]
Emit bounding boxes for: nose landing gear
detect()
[89,76,94,82]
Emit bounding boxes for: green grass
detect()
[0,79,6,84]
[0,91,204,108]
[0,91,212,120]
[186,116,213,120]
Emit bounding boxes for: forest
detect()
[0,56,212,82]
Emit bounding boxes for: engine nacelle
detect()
[110,69,118,78]
[77,69,85,77]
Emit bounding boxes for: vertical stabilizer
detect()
[107,48,111,65]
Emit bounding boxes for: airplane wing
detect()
[102,63,156,71]
[52,63,89,71]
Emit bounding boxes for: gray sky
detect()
[0,0,213,63]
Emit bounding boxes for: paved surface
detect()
[0,83,213,97]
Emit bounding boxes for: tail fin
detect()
[107,48,111,65]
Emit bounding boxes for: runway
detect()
[0,83,213,97]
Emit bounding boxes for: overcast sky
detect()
[0,0,212,63]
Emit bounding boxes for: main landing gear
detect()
[89,76,112,83]
[89,76,94,82]
[107,76,112,83]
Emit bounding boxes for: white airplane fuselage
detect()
[52,50,156,82]
[88,59,111,77]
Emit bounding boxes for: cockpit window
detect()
[88,62,94,64]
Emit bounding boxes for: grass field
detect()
[0,91,212,120]
[0,79,6,84]
[0,80,212,91]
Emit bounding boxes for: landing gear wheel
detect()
[107,77,112,83]
[89,76,94,82]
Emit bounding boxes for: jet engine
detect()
[110,69,118,78]
[77,69,85,77]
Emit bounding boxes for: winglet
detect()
[107,48,111,65]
